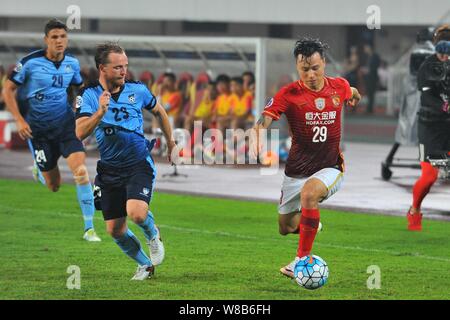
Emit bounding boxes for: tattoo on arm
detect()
[256,115,272,129]
[256,116,265,125]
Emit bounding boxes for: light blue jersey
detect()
[76,80,157,167]
[9,49,83,131]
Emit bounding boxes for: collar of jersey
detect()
[43,49,65,69]
[297,77,329,94]
[98,82,125,102]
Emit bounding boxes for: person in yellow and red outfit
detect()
[229,76,253,130]
[160,72,182,128]
[193,81,217,128]
[212,74,231,133]
[242,71,255,96]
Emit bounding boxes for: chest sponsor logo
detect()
[305,111,337,125]
[314,98,326,111]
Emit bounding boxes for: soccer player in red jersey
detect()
[252,38,361,278]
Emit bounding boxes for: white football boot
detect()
[83,229,101,242]
[146,226,165,265]
[131,264,155,280]
[280,256,300,279]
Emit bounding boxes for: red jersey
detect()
[262,77,352,177]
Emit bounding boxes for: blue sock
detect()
[137,211,158,241]
[76,183,95,231]
[113,229,152,266]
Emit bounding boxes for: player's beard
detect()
[114,77,125,87]
[105,77,125,91]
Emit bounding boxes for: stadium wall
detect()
[0,0,448,25]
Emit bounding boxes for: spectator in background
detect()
[362,44,380,114]
[184,72,212,131]
[377,60,388,91]
[126,69,135,81]
[177,72,194,129]
[139,71,155,133]
[192,81,217,129]
[79,66,98,87]
[151,73,165,100]
[242,71,256,121]
[343,46,360,89]
[212,74,231,133]
[80,66,89,86]
[242,71,255,96]
[0,65,6,110]
[229,76,253,130]
[140,71,155,94]
[160,72,182,128]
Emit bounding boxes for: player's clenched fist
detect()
[98,91,111,116]
[347,87,361,107]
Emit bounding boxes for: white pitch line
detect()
[159,224,450,263]
[1,204,449,263]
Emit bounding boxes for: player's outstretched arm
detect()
[347,87,361,107]
[2,80,32,139]
[151,102,177,163]
[254,114,273,130]
[75,91,110,141]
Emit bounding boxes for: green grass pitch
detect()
[0,178,449,300]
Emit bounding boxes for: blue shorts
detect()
[31,117,85,172]
[94,158,156,221]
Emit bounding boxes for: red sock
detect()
[297,208,320,258]
[412,162,438,210]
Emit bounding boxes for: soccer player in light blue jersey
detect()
[75,42,176,280]
[2,19,101,242]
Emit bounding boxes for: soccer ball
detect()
[294,255,329,290]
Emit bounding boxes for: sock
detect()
[27,139,46,185]
[297,208,320,258]
[137,211,158,241]
[113,229,152,266]
[76,183,95,231]
[412,162,438,211]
